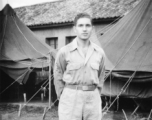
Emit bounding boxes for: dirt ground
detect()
[0,103,150,120]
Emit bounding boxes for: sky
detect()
[0,0,60,9]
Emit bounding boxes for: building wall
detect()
[31,23,111,50]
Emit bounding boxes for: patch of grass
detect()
[0,103,151,120]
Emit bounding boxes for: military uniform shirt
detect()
[54,38,105,98]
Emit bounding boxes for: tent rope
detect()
[104,14,152,81]
[0,67,32,95]
[103,71,136,112]
[0,15,7,54]
[96,15,123,37]
[0,57,49,95]
[42,98,58,119]
[102,4,152,113]
[9,76,53,116]
[20,74,54,111]
[22,78,49,108]
[104,34,152,113]
[96,0,142,40]
[103,0,145,49]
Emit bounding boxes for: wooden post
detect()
[23,93,26,103]
[44,87,46,97]
[18,104,22,117]
[49,53,52,107]
[41,93,44,102]
[42,107,48,120]
[117,97,119,111]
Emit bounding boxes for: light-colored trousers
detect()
[58,87,102,120]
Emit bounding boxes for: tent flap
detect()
[0,4,56,83]
[97,0,152,98]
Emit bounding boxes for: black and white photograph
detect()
[0,0,152,120]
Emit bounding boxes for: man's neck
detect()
[77,38,90,48]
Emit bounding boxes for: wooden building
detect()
[14,0,140,50]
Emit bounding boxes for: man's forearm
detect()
[54,79,65,99]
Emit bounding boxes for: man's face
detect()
[74,17,93,41]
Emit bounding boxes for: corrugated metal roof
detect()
[14,0,140,26]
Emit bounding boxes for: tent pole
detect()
[49,52,52,107]
[117,97,119,111]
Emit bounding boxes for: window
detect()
[46,37,58,49]
[66,36,76,45]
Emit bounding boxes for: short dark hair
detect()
[74,12,93,26]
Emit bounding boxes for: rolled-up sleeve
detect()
[98,54,105,94]
[53,50,66,99]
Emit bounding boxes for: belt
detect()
[65,84,97,91]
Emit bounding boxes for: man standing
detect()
[54,12,105,120]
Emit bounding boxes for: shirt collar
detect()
[69,38,78,51]
[69,37,98,52]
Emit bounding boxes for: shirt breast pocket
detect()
[64,63,81,82]
[67,63,81,71]
[91,63,99,71]
[90,63,100,79]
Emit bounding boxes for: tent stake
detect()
[42,107,49,120]
[131,105,139,115]
[41,93,44,102]
[18,104,22,117]
[23,93,26,103]
[122,109,128,120]
[42,99,58,120]
[147,109,152,120]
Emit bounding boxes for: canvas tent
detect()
[0,4,56,84]
[93,0,152,98]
